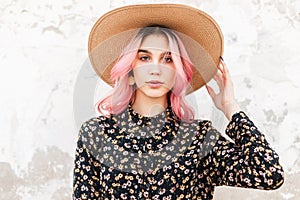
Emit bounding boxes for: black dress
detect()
[73,105,284,199]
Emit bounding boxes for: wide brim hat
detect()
[88,4,223,94]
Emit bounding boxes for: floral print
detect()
[73,105,284,199]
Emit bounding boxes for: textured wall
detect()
[0,0,299,199]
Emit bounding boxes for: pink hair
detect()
[96,26,195,122]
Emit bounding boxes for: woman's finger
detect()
[220,60,228,79]
[205,84,216,99]
[214,70,224,90]
[220,59,234,88]
[217,58,225,74]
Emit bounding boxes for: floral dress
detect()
[73,105,284,199]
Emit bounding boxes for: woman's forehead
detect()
[139,34,170,53]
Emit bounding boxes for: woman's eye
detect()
[163,57,173,63]
[139,55,150,61]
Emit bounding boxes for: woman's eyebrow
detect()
[163,51,172,55]
[137,49,172,55]
[137,49,151,54]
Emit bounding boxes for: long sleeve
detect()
[203,111,284,190]
[73,119,102,200]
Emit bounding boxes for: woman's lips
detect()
[146,80,164,88]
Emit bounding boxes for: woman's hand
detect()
[205,58,241,121]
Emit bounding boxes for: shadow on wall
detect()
[0,146,73,200]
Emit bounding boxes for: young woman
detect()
[73,4,284,200]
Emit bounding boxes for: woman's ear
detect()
[128,76,135,85]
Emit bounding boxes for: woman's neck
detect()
[131,92,168,117]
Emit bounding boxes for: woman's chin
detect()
[139,89,170,99]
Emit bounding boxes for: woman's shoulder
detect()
[180,118,213,130]
[78,115,112,138]
[81,115,110,127]
[177,118,216,139]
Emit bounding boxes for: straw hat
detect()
[88,4,223,94]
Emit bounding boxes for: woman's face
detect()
[131,34,176,99]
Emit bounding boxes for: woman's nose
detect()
[148,64,161,75]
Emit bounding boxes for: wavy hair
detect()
[96,26,195,122]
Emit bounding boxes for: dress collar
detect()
[127,104,176,126]
[108,104,181,153]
